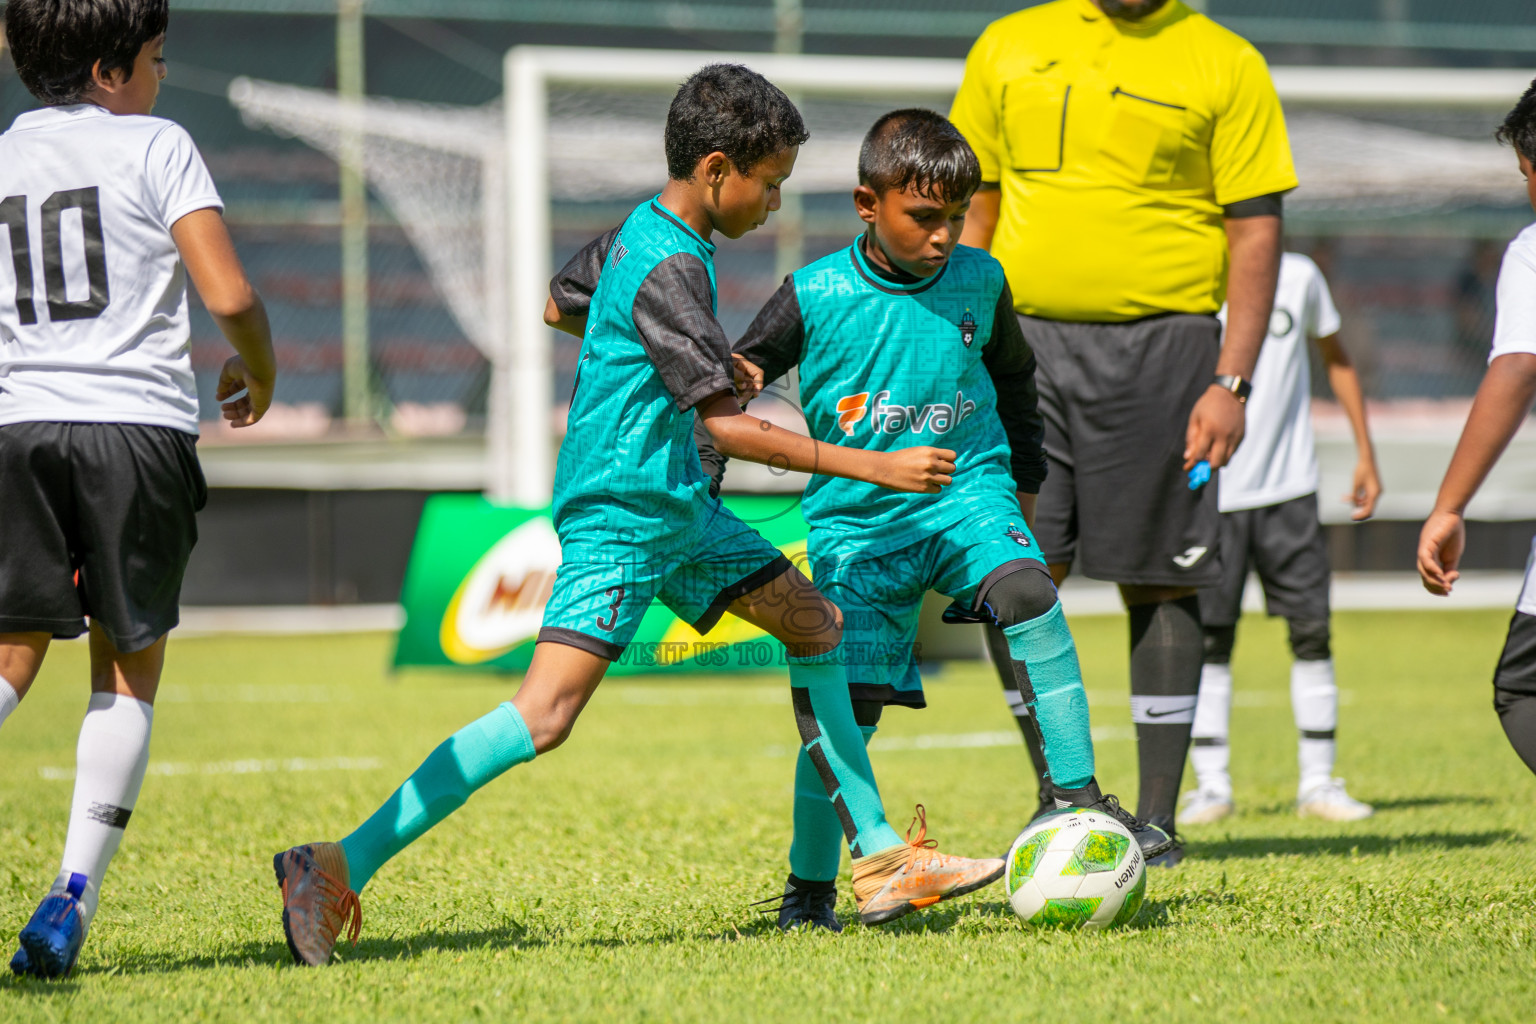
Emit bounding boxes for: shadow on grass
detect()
[1369,795,1494,812]
[1241,794,1494,818]
[1190,829,1520,861]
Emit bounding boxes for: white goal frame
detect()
[499,46,1534,506]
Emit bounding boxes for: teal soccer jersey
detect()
[551,199,733,559]
[703,236,1050,704]
[537,198,787,659]
[724,237,1047,565]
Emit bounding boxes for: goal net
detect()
[231,51,1534,510]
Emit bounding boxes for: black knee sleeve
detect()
[1288,618,1332,662]
[1203,625,1236,665]
[851,699,885,730]
[979,564,1058,627]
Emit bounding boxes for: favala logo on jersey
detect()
[439,517,562,664]
[837,392,870,435]
[835,389,977,436]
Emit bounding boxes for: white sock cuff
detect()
[1130,694,1197,724]
[87,690,154,721]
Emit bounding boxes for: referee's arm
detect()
[1185,200,1283,471]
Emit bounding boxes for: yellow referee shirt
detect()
[950,0,1297,322]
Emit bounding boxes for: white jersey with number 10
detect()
[0,104,223,435]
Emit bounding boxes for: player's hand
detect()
[879,447,956,493]
[1185,385,1246,470]
[1417,508,1465,596]
[732,354,764,405]
[217,355,273,427]
[1347,457,1382,521]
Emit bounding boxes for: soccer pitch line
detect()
[36,755,383,782]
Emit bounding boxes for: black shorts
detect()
[1024,312,1222,588]
[0,422,206,652]
[1197,492,1331,628]
[1494,611,1536,697]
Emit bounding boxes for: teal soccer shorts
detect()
[810,503,1044,708]
[539,501,791,661]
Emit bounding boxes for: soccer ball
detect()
[1004,809,1146,930]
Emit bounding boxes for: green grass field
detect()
[3,609,1534,1021]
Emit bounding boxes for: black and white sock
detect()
[1292,659,1338,797]
[1190,662,1233,797]
[1128,596,1203,832]
[50,693,154,931]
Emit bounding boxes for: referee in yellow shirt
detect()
[951,0,1296,865]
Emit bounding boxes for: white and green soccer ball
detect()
[1004,809,1146,930]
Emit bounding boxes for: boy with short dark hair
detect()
[1,0,276,978]
[713,109,1173,930]
[1419,78,1536,776]
[273,67,1005,966]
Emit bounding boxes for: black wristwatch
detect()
[1213,374,1251,404]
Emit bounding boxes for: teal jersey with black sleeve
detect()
[725,236,1047,565]
[548,198,736,559]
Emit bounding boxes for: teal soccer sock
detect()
[787,651,904,859]
[1004,603,1095,790]
[340,702,535,890]
[788,724,877,882]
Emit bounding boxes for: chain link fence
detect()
[3,5,1534,443]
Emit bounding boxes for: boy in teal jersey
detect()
[709,110,1175,930]
[271,69,1005,964]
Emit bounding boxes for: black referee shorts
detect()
[1197,492,1331,628]
[0,421,206,653]
[1022,312,1222,588]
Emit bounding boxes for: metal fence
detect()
[2,3,1534,439]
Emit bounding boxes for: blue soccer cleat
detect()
[10,945,34,976]
[16,873,88,978]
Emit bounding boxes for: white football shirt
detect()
[1488,224,1536,618]
[1489,222,1536,363]
[0,104,223,434]
[1217,252,1342,512]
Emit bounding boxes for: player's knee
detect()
[1288,618,1331,662]
[982,565,1059,627]
[781,595,843,660]
[1203,625,1236,665]
[521,701,583,753]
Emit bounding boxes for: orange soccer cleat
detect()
[850,805,1005,926]
[273,842,362,966]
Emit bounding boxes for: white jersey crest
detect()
[0,105,223,434]
[1217,252,1341,512]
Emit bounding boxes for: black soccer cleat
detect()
[1146,844,1186,869]
[1051,784,1179,861]
[755,876,843,933]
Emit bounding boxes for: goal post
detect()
[496,49,1533,506]
[499,46,966,506]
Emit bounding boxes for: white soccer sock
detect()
[1291,658,1337,797]
[1190,663,1233,797]
[0,674,18,728]
[50,692,154,930]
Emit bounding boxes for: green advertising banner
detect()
[393,493,812,675]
